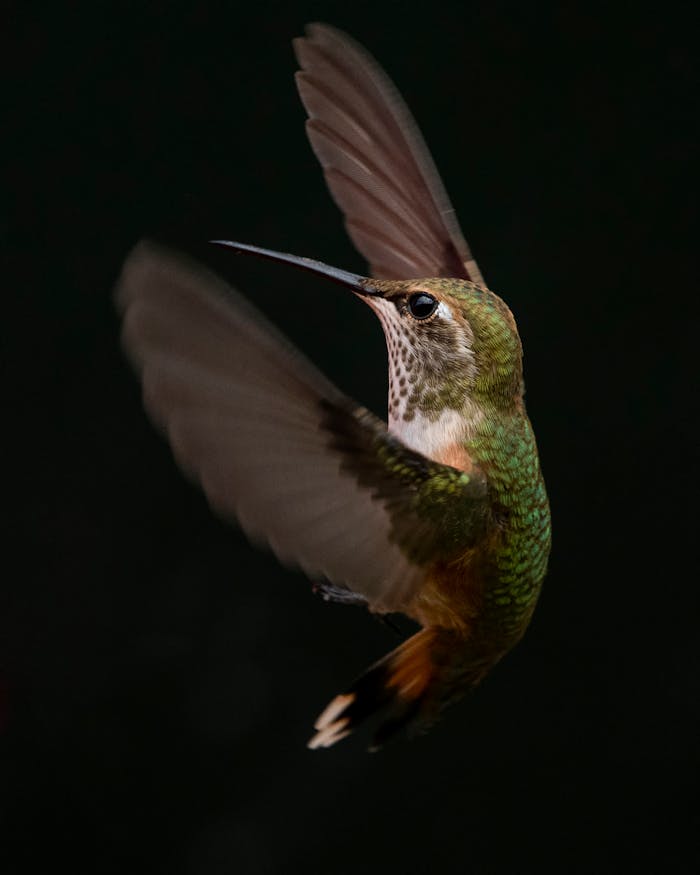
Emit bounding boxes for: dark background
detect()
[2,1,697,873]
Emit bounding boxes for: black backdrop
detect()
[2,2,697,873]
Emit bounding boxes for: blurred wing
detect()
[294,23,484,285]
[115,242,489,613]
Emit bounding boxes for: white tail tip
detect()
[307,693,355,750]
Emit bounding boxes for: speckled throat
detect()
[366,292,481,464]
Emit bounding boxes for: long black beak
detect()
[211,240,379,296]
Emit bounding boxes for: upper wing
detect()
[294,23,484,286]
[115,242,490,613]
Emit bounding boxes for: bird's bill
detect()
[210,239,380,297]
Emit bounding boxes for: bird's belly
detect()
[407,553,484,633]
[407,526,546,646]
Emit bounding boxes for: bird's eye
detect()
[407,292,438,320]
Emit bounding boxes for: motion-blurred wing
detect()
[294,23,484,285]
[116,242,488,613]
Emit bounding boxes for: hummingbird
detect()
[115,23,550,750]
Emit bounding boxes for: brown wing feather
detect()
[116,243,492,613]
[294,23,484,285]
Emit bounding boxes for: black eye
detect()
[407,292,438,320]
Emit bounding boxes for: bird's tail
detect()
[308,627,494,751]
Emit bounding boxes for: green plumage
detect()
[471,411,550,638]
[457,284,551,636]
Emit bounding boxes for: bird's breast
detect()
[389,404,481,473]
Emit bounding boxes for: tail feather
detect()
[308,627,440,751]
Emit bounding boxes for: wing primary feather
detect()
[116,242,489,612]
[294,23,485,285]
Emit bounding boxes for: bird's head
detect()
[213,241,524,419]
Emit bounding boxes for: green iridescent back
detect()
[470,409,551,639]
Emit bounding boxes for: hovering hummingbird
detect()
[116,23,550,750]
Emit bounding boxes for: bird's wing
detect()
[294,23,484,286]
[116,242,490,613]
